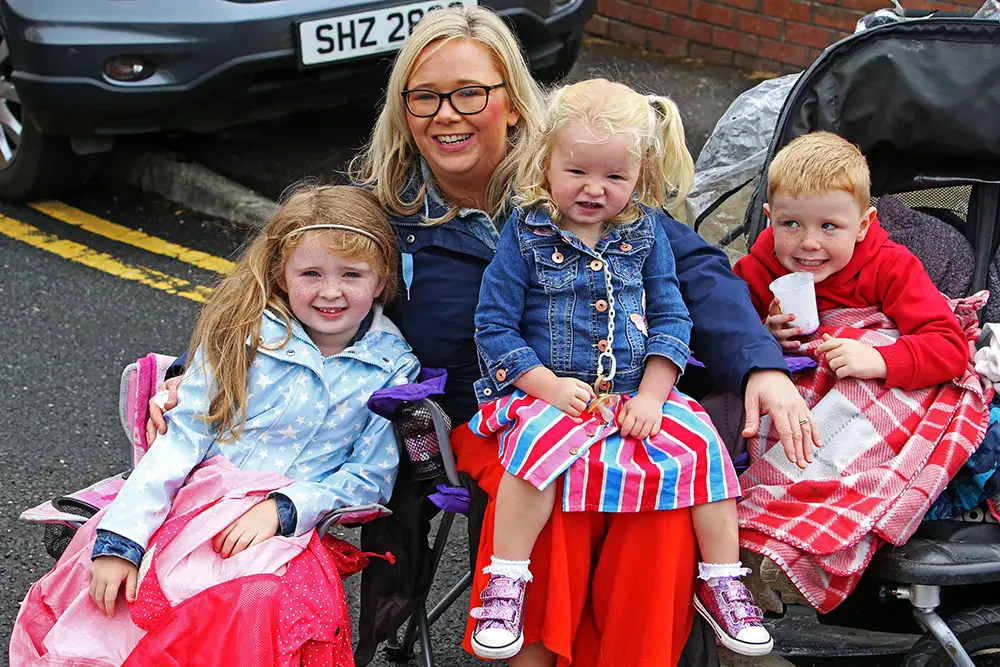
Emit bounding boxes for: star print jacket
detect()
[94,306,420,564]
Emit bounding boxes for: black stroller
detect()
[689,6,1000,666]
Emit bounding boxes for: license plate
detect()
[298,0,479,66]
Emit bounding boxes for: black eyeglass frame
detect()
[400,83,507,118]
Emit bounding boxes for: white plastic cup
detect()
[769,272,820,335]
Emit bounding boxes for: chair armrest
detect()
[316,503,393,537]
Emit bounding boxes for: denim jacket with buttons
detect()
[474,204,693,403]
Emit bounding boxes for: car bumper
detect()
[0,0,595,136]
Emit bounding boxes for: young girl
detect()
[9,185,419,666]
[467,79,772,659]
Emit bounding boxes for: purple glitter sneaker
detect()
[694,576,773,656]
[470,574,527,660]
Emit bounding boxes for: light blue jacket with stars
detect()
[97,306,420,552]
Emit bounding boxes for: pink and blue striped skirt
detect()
[469,389,740,513]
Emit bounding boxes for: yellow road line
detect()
[29,200,236,275]
[0,215,213,303]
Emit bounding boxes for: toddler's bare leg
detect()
[494,471,556,561]
[691,498,739,563]
[508,641,557,667]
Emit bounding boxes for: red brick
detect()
[838,0,889,9]
[631,6,669,31]
[714,0,760,10]
[597,0,631,21]
[712,26,759,54]
[690,43,735,65]
[691,0,736,25]
[650,0,691,14]
[609,20,648,46]
[735,11,782,38]
[585,15,610,35]
[812,5,863,32]
[669,17,713,42]
[784,21,836,48]
[758,36,811,67]
[648,30,691,56]
[734,53,785,74]
[761,0,811,21]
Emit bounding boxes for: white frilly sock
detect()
[484,556,533,582]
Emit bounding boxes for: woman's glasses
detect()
[401,83,506,118]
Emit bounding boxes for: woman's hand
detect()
[146,376,182,445]
[817,335,888,381]
[539,377,596,418]
[90,556,138,617]
[743,369,820,469]
[213,499,281,559]
[765,298,804,351]
[618,393,663,440]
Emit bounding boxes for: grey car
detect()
[0,0,593,201]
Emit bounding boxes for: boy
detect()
[734,131,968,391]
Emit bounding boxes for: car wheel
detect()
[0,38,92,202]
[534,34,582,86]
[902,605,1000,667]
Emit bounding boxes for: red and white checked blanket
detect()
[738,292,992,613]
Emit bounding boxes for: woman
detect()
[347,7,816,666]
[153,7,818,665]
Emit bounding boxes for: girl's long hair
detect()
[349,5,544,225]
[186,184,398,443]
[514,78,695,223]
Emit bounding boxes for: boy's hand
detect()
[146,375,182,446]
[539,377,596,418]
[618,393,663,440]
[765,298,803,351]
[817,335,887,380]
[90,556,138,617]
[213,499,280,558]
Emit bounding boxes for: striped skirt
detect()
[468,389,740,513]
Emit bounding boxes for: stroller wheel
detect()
[904,604,1000,667]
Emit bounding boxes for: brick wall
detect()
[586,0,984,72]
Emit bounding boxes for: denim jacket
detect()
[474,204,693,402]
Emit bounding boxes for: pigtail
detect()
[642,95,694,215]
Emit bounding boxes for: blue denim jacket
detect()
[474,204,692,402]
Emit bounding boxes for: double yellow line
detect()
[0,200,236,303]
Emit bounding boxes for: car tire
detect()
[0,37,93,203]
[902,604,1000,667]
[534,34,582,86]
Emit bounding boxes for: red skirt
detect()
[452,424,698,667]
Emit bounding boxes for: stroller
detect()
[688,5,1000,667]
[18,352,472,667]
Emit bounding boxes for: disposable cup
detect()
[769,272,819,335]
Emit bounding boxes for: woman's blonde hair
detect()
[187,184,398,443]
[515,78,694,222]
[349,6,544,224]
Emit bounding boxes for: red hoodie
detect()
[733,217,968,390]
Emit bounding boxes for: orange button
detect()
[620,242,633,251]
[495,369,507,382]
[595,299,608,312]
[598,339,609,352]
[569,448,580,455]
[598,380,611,391]
[483,388,493,396]
[552,251,564,264]
[589,259,603,271]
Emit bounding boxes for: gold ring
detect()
[798,418,809,425]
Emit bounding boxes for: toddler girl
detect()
[9,185,419,665]
[468,79,771,659]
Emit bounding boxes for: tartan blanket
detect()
[737,292,992,613]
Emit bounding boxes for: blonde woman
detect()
[10,186,419,664]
